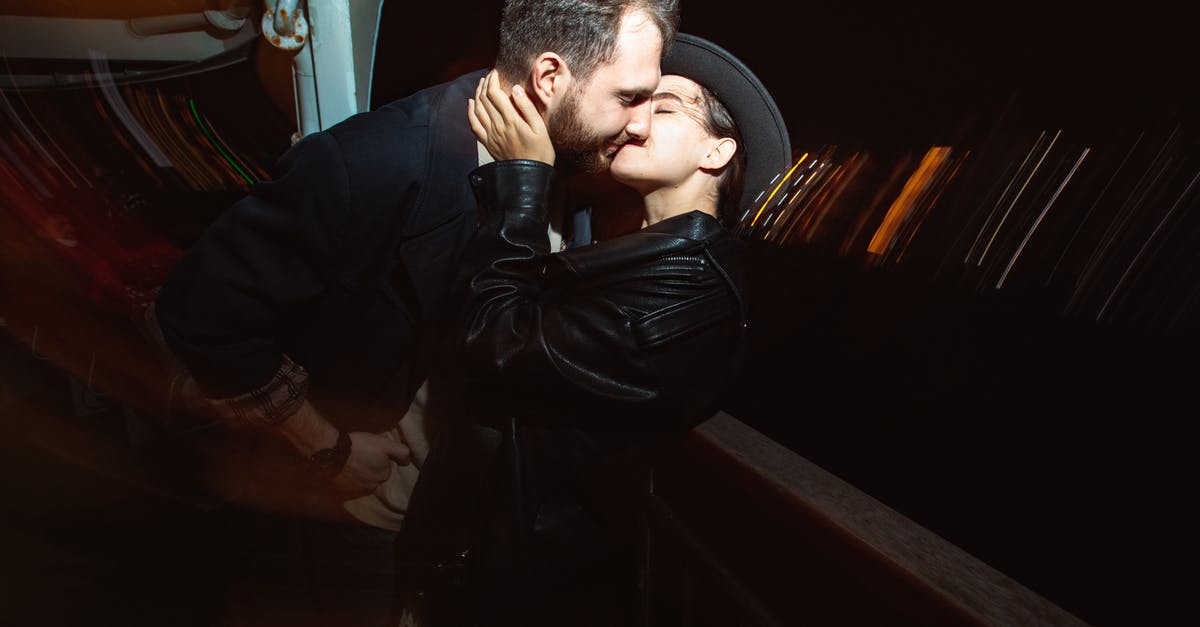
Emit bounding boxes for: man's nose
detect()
[625,100,651,140]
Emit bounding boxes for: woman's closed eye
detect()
[651,90,686,115]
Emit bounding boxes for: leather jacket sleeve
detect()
[454,160,742,435]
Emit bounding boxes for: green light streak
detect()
[188,98,255,187]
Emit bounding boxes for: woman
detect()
[405,34,791,626]
[458,35,792,432]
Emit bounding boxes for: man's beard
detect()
[548,88,629,174]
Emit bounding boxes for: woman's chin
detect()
[609,172,645,193]
[608,160,641,186]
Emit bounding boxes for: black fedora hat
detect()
[661,33,792,219]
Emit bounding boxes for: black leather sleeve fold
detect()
[452,161,739,435]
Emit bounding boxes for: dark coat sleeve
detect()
[454,160,743,435]
[153,131,353,399]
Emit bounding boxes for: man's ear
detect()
[529,52,570,109]
[703,138,738,170]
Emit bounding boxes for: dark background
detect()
[374,1,1197,156]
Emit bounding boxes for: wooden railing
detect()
[643,411,1091,627]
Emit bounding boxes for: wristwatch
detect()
[305,429,352,477]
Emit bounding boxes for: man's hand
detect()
[276,399,411,496]
[332,431,411,496]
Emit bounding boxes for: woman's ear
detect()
[529,52,569,109]
[702,137,738,170]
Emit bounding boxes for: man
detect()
[145,1,680,625]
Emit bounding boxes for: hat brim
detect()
[661,33,792,219]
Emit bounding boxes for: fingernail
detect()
[513,85,523,96]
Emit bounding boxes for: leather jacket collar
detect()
[555,211,728,279]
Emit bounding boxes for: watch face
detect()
[310,449,339,467]
[307,431,351,476]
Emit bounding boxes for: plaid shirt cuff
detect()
[209,354,310,426]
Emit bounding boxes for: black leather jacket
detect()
[397,160,748,625]
[457,159,748,433]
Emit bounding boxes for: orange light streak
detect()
[749,153,807,227]
[867,146,950,256]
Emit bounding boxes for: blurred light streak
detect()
[1046,133,1144,289]
[1097,167,1200,321]
[135,86,229,191]
[790,151,866,245]
[188,98,257,186]
[964,131,1049,266]
[749,154,806,227]
[87,81,166,186]
[892,150,968,265]
[840,153,906,257]
[0,82,85,189]
[88,51,172,168]
[0,149,79,254]
[996,148,1090,289]
[169,90,259,189]
[866,146,952,258]
[766,155,834,243]
[977,130,1061,265]
[1065,128,1176,319]
[1069,126,1181,314]
[0,135,54,199]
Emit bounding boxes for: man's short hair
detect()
[495,0,680,85]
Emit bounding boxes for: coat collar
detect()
[404,69,488,235]
[555,211,728,278]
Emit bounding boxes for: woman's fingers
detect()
[469,78,487,136]
[473,77,494,131]
[467,98,486,142]
[481,72,508,135]
[510,85,545,135]
[476,69,538,134]
[467,70,552,164]
[511,85,555,165]
[478,69,530,133]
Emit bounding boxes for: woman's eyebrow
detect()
[652,91,686,105]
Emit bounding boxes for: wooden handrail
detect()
[645,411,1091,627]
